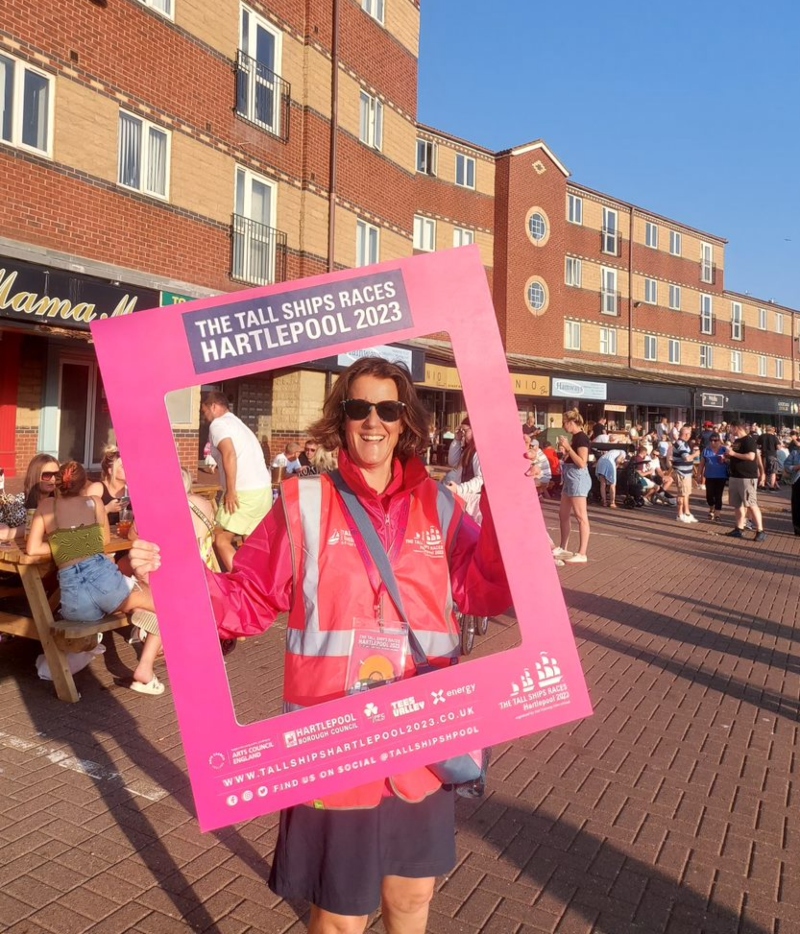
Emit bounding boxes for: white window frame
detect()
[700,345,713,369]
[136,0,174,18]
[645,222,658,249]
[416,138,436,175]
[359,90,383,150]
[0,54,54,156]
[455,153,476,189]
[731,301,743,340]
[361,0,385,24]
[356,219,380,267]
[758,355,767,378]
[775,312,784,334]
[565,321,581,351]
[700,242,714,283]
[412,215,435,252]
[700,294,713,335]
[668,339,681,365]
[117,110,171,199]
[567,193,583,225]
[602,207,619,255]
[669,284,681,310]
[776,358,784,379]
[601,266,618,315]
[644,278,657,305]
[565,257,582,288]
[232,164,279,286]
[239,6,284,137]
[730,350,742,374]
[669,230,682,256]
[452,227,474,248]
[599,327,617,356]
[758,307,767,330]
[644,335,657,361]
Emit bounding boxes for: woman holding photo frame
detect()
[130,356,511,934]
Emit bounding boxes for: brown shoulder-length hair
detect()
[23,453,60,498]
[308,357,430,461]
[100,445,121,482]
[56,461,88,497]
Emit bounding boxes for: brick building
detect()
[1,0,797,477]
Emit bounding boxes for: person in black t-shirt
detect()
[757,426,780,491]
[724,422,765,541]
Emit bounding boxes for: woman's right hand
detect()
[106,498,120,516]
[129,539,161,583]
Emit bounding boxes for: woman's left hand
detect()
[129,539,161,582]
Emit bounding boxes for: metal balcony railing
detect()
[235,50,291,141]
[600,227,622,256]
[700,316,716,336]
[231,214,287,287]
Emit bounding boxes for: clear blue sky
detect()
[417,0,800,310]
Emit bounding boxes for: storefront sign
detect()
[700,392,725,409]
[511,373,550,396]
[552,377,607,401]
[93,247,592,832]
[775,398,800,416]
[422,363,462,390]
[161,290,194,305]
[337,344,414,371]
[422,366,550,397]
[0,257,159,331]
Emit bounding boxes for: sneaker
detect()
[563,553,588,564]
[745,520,755,531]
[726,528,744,538]
[676,514,690,522]
[551,547,573,558]
[698,484,706,491]
[754,530,766,542]
[685,514,699,523]
[554,558,565,567]
[708,510,716,521]
[640,497,654,507]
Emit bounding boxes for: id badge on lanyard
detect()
[345,617,409,694]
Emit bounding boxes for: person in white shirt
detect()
[272,443,303,476]
[202,391,271,570]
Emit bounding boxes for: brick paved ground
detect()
[1,487,798,933]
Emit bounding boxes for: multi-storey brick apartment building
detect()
[1,0,797,477]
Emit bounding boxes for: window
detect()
[730,350,742,373]
[565,257,582,288]
[453,227,474,248]
[232,166,282,286]
[731,302,743,340]
[644,335,657,361]
[416,138,436,175]
[669,230,682,256]
[136,0,173,17]
[601,267,618,315]
[668,339,681,364]
[775,312,784,334]
[455,153,475,189]
[565,321,581,351]
[567,193,583,225]
[237,6,286,137]
[528,212,547,241]
[527,281,546,311]
[356,220,379,267]
[700,294,714,335]
[361,0,384,23]
[599,328,617,355]
[645,222,658,249]
[669,285,681,310]
[758,307,767,330]
[0,54,53,155]
[700,345,713,369]
[602,207,619,255]
[359,91,383,150]
[758,355,767,378]
[413,215,435,252]
[700,242,714,283]
[644,278,658,304]
[776,359,785,379]
[118,111,170,198]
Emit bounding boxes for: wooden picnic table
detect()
[0,535,134,703]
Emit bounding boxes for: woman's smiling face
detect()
[343,375,405,477]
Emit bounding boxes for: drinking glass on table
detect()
[117,506,133,538]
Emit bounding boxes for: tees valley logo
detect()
[406,525,444,558]
[391,696,425,716]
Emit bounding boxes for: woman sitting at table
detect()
[24,453,61,510]
[26,461,153,622]
[85,445,127,528]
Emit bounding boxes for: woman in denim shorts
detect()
[553,409,592,564]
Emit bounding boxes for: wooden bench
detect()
[50,612,132,653]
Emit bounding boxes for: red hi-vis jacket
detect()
[208,451,512,809]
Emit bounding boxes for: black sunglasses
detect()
[40,470,60,480]
[342,399,406,422]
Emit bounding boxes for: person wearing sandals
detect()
[553,409,591,564]
[25,461,154,624]
[130,357,511,934]
[698,434,729,521]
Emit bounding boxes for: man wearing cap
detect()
[699,421,716,449]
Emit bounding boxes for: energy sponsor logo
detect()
[283,713,358,748]
[500,654,570,716]
[391,696,425,717]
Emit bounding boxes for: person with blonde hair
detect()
[553,409,591,564]
[85,445,128,527]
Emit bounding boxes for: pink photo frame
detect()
[92,246,592,831]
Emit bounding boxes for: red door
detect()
[0,331,21,478]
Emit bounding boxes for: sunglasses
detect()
[40,470,60,480]
[342,399,406,422]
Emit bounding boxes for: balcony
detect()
[600,228,622,257]
[731,321,745,341]
[231,214,287,287]
[700,316,717,336]
[235,50,291,141]
[700,261,717,285]
[600,289,621,315]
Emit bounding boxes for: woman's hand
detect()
[129,539,161,583]
[105,498,120,516]
[445,481,459,494]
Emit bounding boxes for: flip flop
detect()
[130,677,165,696]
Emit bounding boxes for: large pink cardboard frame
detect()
[92,247,592,831]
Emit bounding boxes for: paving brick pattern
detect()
[1,489,797,933]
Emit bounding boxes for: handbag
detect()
[329,471,490,797]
